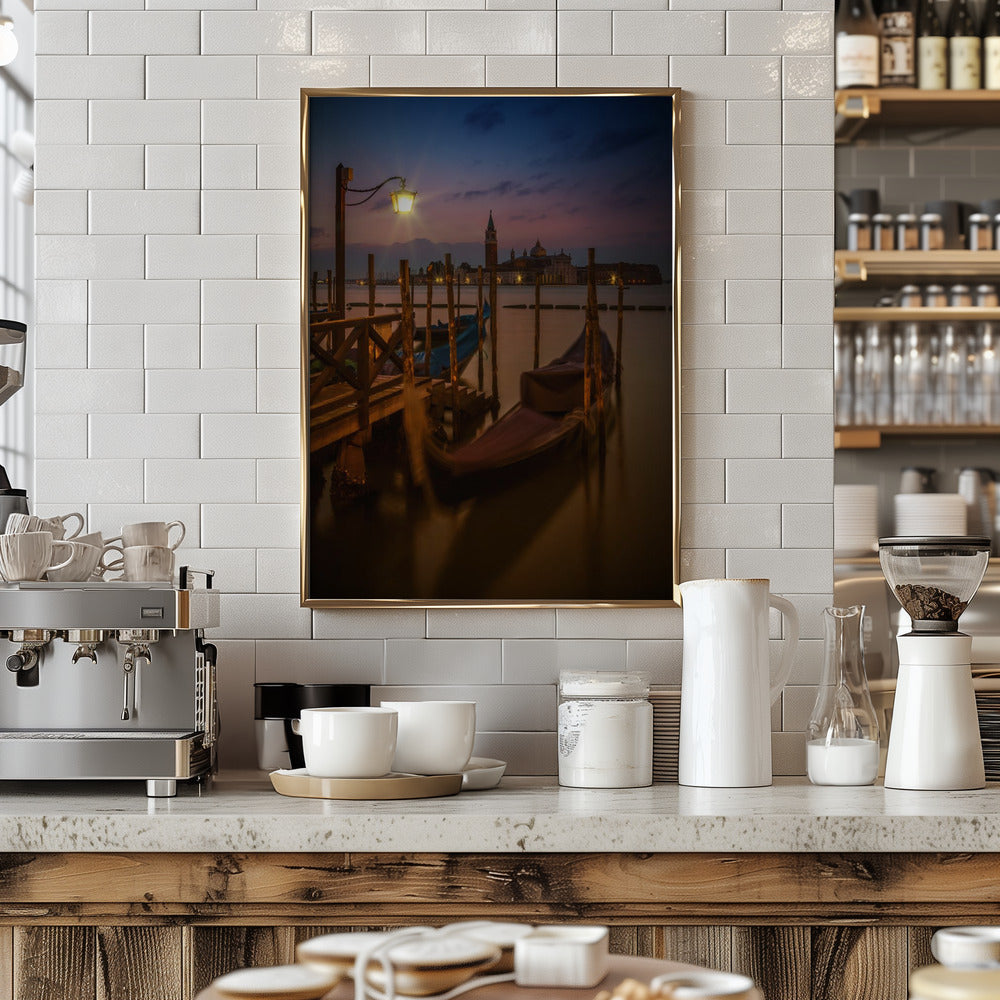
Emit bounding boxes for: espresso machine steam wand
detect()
[116,629,158,721]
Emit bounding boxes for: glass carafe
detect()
[806,605,880,785]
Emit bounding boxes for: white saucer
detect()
[462,757,506,790]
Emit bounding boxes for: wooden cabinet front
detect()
[0,852,991,1000]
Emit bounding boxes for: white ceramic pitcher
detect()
[678,579,799,788]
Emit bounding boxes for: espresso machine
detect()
[0,567,219,796]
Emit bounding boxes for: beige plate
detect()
[270,768,462,801]
[212,964,341,1000]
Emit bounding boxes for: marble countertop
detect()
[4,775,1000,853]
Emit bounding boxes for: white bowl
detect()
[446,920,533,972]
[297,931,391,977]
[650,971,762,999]
[461,757,507,790]
[932,926,1000,968]
[366,935,501,996]
[297,930,500,997]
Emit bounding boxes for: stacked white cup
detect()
[106,520,186,582]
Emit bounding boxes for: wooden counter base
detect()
[0,852,991,999]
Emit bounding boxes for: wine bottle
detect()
[917,0,948,86]
[880,0,917,84]
[984,0,1000,88]
[948,0,981,88]
[837,0,881,87]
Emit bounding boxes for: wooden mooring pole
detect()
[584,249,595,420]
[534,274,541,369]
[489,266,499,416]
[399,259,415,387]
[424,264,433,377]
[594,257,606,447]
[616,261,624,387]
[368,256,375,316]
[326,269,333,314]
[477,266,484,393]
[445,253,458,420]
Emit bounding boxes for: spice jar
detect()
[872,213,895,250]
[558,671,652,788]
[899,284,923,307]
[896,213,919,250]
[969,213,994,251]
[925,284,948,308]
[847,212,872,251]
[950,284,973,308]
[976,284,999,308]
[920,213,945,250]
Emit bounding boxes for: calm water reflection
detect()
[309,284,673,602]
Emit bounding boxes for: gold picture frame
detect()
[300,87,681,608]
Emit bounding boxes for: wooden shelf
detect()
[835,423,1000,449]
[836,88,1000,140]
[836,250,1000,282]
[834,307,1000,321]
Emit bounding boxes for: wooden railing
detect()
[309,312,404,430]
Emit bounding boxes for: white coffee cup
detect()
[108,520,185,551]
[0,531,75,582]
[290,707,398,779]
[4,513,42,534]
[379,700,476,775]
[123,544,174,582]
[46,541,103,583]
[6,511,84,540]
[74,533,126,578]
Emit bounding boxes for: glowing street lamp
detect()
[390,181,417,216]
[334,163,417,320]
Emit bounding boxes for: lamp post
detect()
[334,163,417,321]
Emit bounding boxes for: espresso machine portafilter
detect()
[0,567,220,797]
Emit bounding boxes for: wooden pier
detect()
[308,255,491,459]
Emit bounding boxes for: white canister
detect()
[557,671,652,788]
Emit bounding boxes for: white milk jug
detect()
[679,578,799,788]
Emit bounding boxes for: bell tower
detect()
[485,210,497,269]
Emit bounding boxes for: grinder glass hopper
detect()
[878,535,991,789]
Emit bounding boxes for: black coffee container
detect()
[254,683,370,770]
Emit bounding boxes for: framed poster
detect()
[300,88,680,607]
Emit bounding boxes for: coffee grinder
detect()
[879,536,991,790]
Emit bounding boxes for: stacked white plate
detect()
[650,688,681,783]
[834,484,879,557]
[894,492,967,536]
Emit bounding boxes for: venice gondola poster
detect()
[300,88,680,607]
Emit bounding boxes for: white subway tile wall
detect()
[33,4,834,774]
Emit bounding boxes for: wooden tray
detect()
[270,768,463,801]
[197,955,696,1000]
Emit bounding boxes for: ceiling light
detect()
[0,11,17,67]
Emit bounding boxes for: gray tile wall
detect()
[835,123,1000,220]
[32,0,835,776]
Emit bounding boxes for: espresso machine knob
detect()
[6,649,35,673]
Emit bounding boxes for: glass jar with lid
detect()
[872,213,895,250]
[558,671,652,788]
[896,213,919,250]
[969,213,994,250]
[920,213,945,250]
